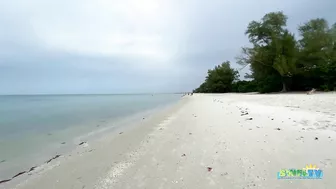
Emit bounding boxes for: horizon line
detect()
[0,92,191,96]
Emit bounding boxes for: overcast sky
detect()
[0,0,334,94]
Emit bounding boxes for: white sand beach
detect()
[4,93,336,189]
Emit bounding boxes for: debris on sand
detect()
[241,112,249,116]
[181,154,186,157]
[275,128,281,131]
[78,142,89,148]
[285,105,300,108]
[12,171,26,179]
[296,136,304,141]
[246,118,253,120]
[207,167,213,172]
[0,179,11,184]
[28,166,37,173]
[1,164,37,185]
[45,155,61,164]
[119,132,123,134]
[221,172,229,176]
[315,137,319,140]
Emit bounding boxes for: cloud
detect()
[0,0,335,94]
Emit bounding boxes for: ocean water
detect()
[0,94,181,180]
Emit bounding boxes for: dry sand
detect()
[4,93,336,189]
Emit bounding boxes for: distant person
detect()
[307,88,316,95]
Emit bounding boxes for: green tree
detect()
[195,12,335,93]
[231,80,257,93]
[296,19,336,90]
[194,61,239,93]
[238,11,299,92]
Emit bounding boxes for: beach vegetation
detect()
[195,12,336,93]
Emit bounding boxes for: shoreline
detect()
[0,97,185,188]
[4,93,336,188]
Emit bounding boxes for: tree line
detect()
[194,11,336,93]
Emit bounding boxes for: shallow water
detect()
[0,94,181,180]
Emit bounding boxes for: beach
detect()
[0,94,181,181]
[3,93,336,189]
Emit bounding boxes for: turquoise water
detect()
[0,94,181,180]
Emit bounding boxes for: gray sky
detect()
[0,0,334,94]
